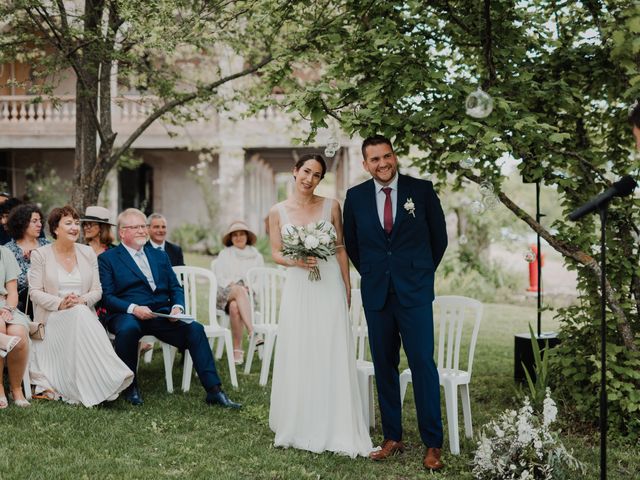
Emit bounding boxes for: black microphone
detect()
[569,175,637,221]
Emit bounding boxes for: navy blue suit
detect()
[343,174,448,447]
[146,240,185,267]
[98,244,221,391]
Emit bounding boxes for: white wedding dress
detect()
[30,265,133,407]
[269,198,372,458]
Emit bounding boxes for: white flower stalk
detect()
[542,388,558,427]
[472,394,585,480]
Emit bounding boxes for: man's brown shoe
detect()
[369,439,405,460]
[423,447,444,470]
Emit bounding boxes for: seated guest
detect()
[81,206,116,325]
[0,244,31,408]
[146,213,184,266]
[28,206,133,406]
[81,206,116,256]
[5,204,49,312]
[213,221,264,365]
[0,197,23,245]
[98,208,240,408]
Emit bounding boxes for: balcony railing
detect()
[0,95,76,123]
[0,95,166,124]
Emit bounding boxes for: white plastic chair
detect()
[244,267,286,386]
[210,258,241,361]
[399,295,483,455]
[173,266,238,390]
[21,285,33,400]
[351,288,375,429]
[108,331,176,392]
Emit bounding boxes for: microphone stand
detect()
[598,205,608,480]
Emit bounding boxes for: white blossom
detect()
[304,235,319,249]
[542,388,558,426]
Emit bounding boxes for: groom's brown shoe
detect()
[369,439,405,460]
[423,447,444,470]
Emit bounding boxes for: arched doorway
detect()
[119,163,153,215]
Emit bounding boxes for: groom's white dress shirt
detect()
[373,173,399,228]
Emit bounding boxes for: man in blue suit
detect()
[98,208,240,408]
[343,135,448,471]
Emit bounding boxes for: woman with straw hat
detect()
[213,220,264,365]
[80,206,116,256]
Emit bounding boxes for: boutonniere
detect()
[404,197,415,217]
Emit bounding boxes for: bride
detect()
[268,154,372,457]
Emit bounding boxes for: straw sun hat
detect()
[80,206,115,226]
[222,220,257,247]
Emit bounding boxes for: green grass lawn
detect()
[1,254,637,479]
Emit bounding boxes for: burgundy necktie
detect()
[382,187,393,234]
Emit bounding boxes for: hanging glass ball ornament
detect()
[326,135,340,152]
[524,249,536,263]
[324,148,336,158]
[459,234,468,245]
[479,180,494,196]
[465,87,494,119]
[470,200,486,215]
[459,157,477,169]
[483,193,499,210]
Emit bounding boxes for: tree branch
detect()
[110,54,274,164]
[481,0,497,90]
[464,171,637,351]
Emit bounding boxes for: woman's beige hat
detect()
[222,220,257,246]
[80,206,115,226]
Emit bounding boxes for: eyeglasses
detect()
[120,224,147,231]
[83,222,98,228]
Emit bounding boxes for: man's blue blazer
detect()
[98,243,184,319]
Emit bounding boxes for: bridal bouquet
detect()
[281,221,336,281]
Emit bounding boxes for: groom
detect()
[343,135,448,470]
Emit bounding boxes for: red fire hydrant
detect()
[527,244,544,292]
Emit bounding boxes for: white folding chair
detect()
[244,267,286,386]
[21,285,32,400]
[107,331,176,392]
[210,258,231,360]
[351,288,375,429]
[173,266,238,390]
[22,366,32,400]
[399,295,483,455]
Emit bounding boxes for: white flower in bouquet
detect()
[304,235,320,249]
[317,232,331,245]
[281,224,300,245]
